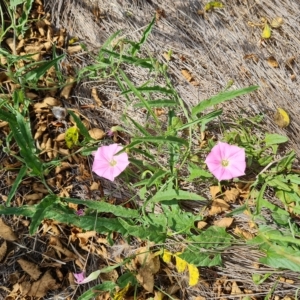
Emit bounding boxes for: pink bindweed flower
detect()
[92,143,129,181]
[205,142,246,181]
[73,270,101,284]
[75,208,85,216]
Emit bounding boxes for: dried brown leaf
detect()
[89,128,105,140]
[60,77,75,99]
[17,259,42,280]
[209,199,230,216]
[214,217,233,228]
[0,240,7,262]
[0,219,17,241]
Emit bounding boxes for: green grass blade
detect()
[22,54,64,83]
[191,86,259,117]
[6,165,27,206]
[122,86,174,96]
[101,49,154,69]
[132,136,189,147]
[119,69,159,124]
[131,16,155,56]
[68,110,91,140]
[177,109,223,131]
[127,116,151,136]
[133,99,177,108]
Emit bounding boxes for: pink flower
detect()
[73,270,101,284]
[205,142,246,181]
[92,143,129,181]
[75,208,85,216]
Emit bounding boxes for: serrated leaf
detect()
[62,197,139,218]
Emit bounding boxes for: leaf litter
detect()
[0,0,300,299]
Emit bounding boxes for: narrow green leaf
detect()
[131,16,155,56]
[101,49,154,69]
[146,169,170,187]
[23,54,64,82]
[177,109,222,131]
[68,110,91,140]
[121,86,174,96]
[132,136,189,147]
[255,182,267,214]
[150,188,206,203]
[30,195,58,235]
[6,165,27,206]
[119,69,159,124]
[62,197,139,218]
[191,86,259,116]
[127,116,151,136]
[133,99,177,108]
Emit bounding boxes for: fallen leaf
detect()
[267,56,279,68]
[209,199,230,215]
[224,188,240,202]
[210,186,221,199]
[91,88,103,107]
[0,219,18,241]
[197,221,208,229]
[261,23,271,39]
[271,17,284,28]
[0,240,7,262]
[214,217,234,228]
[89,128,105,140]
[181,69,193,82]
[274,108,290,128]
[17,259,42,280]
[60,77,75,99]
[231,281,242,295]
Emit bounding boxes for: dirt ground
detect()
[1,0,300,299]
[46,0,300,155]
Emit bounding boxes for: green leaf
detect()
[30,195,58,235]
[255,182,267,214]
[177,109,223,131]
[127,117,151,136]
[187,163,213,181]
[133,99,177,108]
[119,69,159,124]
[62,197,139,218]
[131,16,155,56]
[132,136,189,147]
[78,282,116,300]
[146,169,170,187]
[102,49,154,69]
[150,188,206,203]
[22,54,64,83]
[179,250,222,267]
[264,133,288,146]
[68,110,91,140]
[121,86,174,96]
[6,165,27,206]
[118,218,167,243]
[191,86,258,116]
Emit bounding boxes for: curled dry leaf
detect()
[91,88,103,107]
[267,56,279,68]
[89,128,105,140]
[0,240,7,262]
[181,69,193,82]
[0,219,17,241]
[209,199,230,215]
[274,108,290,128]
[214,217,234,228]
[224,188,240,203]
[67,45,83,54]
[271,17,284,28]
[17,259,42,280]
[60,77,75,99]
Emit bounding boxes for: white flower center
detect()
[109,159,117,167]
[221,159,229,167]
